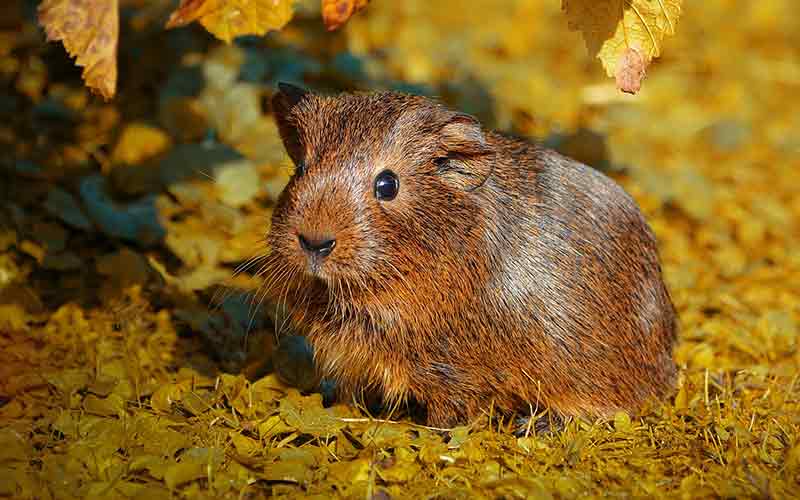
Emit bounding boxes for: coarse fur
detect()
[261,84,678,427]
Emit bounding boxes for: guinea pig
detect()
[260,83,677,428]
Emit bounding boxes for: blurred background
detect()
[0,1,799,498]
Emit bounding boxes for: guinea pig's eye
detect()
[295,161,307,177]
[374,170,399,201]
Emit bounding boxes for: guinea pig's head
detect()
[267,83,495,306]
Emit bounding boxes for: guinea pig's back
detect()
[485,137,677,416]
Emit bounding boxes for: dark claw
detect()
[514,411,565,437]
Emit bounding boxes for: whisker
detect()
[247,254,290,333]
[193,167,214,181]
[210,245,274,312]
[232,252,269,278]
[274,264,296,337]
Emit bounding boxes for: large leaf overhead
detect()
[35,0,682,99]
[562,0,683,93]
[38,0,119,99]
[166,0,295,43]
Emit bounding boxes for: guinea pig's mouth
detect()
[298,256,356,295]
[296,249,338,283]
[304,259,326,279]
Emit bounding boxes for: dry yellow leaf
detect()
[166,0,294,43]
[111,123,172,165]
[562,0,682,93]
[38,0,119,99]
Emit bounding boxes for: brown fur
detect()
[262,85,678,427]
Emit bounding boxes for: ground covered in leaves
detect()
[1,1,800,498]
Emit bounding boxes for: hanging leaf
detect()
[615,46,647,94]
[166,0,295,43]
[321,0,370,31]
[562,0,682,94]
[38,0,119,99]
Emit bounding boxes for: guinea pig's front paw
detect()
[273,335,319,392]
[319,378,338,407]
[514,411,566,437]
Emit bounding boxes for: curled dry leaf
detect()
[615,46,647,94]
[322,0,370,31]
[562,0,682,94]
[166,0,294,43]
[38,0,119,100]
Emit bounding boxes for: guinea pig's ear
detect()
[272,82,310,166]
[436,113,494,191]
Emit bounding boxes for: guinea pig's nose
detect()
[298,234,336,258]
